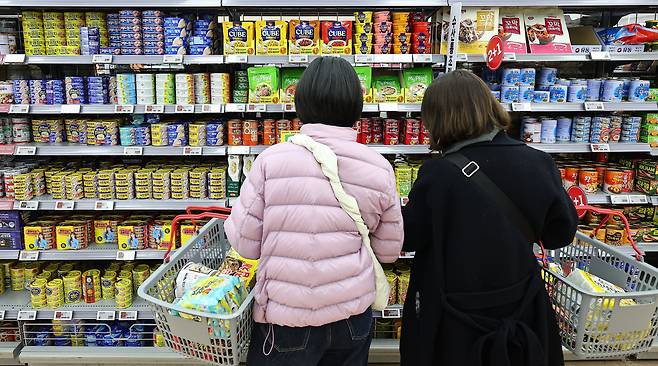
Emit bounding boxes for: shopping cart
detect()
[541,204,658,359]
[137,207,254,365]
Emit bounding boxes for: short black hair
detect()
[295,57,363,127]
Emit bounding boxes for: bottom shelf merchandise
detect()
[22,319,163,347]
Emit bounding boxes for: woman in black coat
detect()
[400,70,578,366]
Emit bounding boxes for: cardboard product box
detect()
[635,176,658,195]
[0,232,22,250]
[524,8,573,54]
[637,160,658,180]
[0,211,23,232]
[440,7,499,54]
[499,8,527,54]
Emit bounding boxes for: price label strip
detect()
[288,54,309,63]
[15,146,36,155]
[92,55,113,64]
[183,147,203,156]
[17,201,39,210]
[9,105,29,114]
[381,307,402,319]
[17,310,36,321]
[175,104,195,113]
[145,105,164,114]
[590,51,611,60]
[584,102,605,111]
[630,195,649,204]
[354,54,374,64]
[118,311,138,321]
[94,201,115,210]
[3,54,25,63]
[225,103,246,113]
[200,104,222,113]
[61,104,81,114]
[97,311,116,321]
[610,195,631,205]
[54,201,75,210]
[247,104,267,112]
[225,55,247,64]
[590,143,610,152]
[412,54,433,63]
[123,146,143,156]
[53,310,73,321]
[19,251,39,261]
[114,105,135,114]
[163,55,183,64]
[503,52,517,61]
[116,250,136,261]
[511,103,531,112]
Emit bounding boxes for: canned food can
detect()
[500,85,519,103]
[586,79,602,101]
[549,84,567,103]
[603,169,624,194]
[519,68,536,86]
[629,79,650,102]
[567,84,587,103]
[533,90,550,103]
[540,119,557,144]
[522,122,541,143]
[501,68,520,86]
[579,169,598,193]
[601,79,623,102]
[101,273,116,300]
[63,270,82,304]
[556,117,572,142]
[519,86,534,103]
[538,67,557,85]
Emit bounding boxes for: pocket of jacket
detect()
[346,308,373,341]
[259,323,311,353]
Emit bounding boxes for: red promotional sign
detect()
[486,35,504,71]
[567,186,588,218]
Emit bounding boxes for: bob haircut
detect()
[295,57,363,127]
[421,69,510,151]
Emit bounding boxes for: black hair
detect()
[294,57,363,127]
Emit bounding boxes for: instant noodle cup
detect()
[374,43,391,54]
[321,21,352,55]
[288,20,319,55]
[355,11,373,25]
[374,22,392,35]
[373,11,391,22]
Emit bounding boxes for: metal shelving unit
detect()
[500,102,658,112]
[31,297,153,320]
[528,143,651,154]
[14,143,226,156]
[13,196,225,210]
[223,0,447,6]
[0,342,21,364]
[461,52,658,63]
[0,291,31,321]
[21,55,224,65]
[1,0,220,7]
[29,243,168,261]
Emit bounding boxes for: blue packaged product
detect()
[35,329,51,346]
[489,90,500,102]
[124,332,142,347]
[142,17,164,26]
[107,13,120,20]
[120,33,142,41]
[500,85,519,103]
[165,46,186,55]
[628,79,650,102]
[143,33,164,41]
[549,85,567,103]
[601,79,623,102]
[164,17,188,28]
[164,28,187,38]
[567,84,587,103]
[119,10,141,17]
[538,67,557,86]
[110,34,123,42]
[54,336,71,346]
[189,36,211,45]
[540,119,557,144]
[143,41,165,48]
[519,86,534,103]
[121,40,143,48]
[535,84,551,92]
[532,90,550,103]
[189,45,211,55]
[194,29,215,38]
[519,68,536,86]
[165,35,188,44]
[119,17,141,26]
[142,25,164,34]
[555,79,570,87]
[621,78,631,100]
[144,48,165,55]
[586,79,602,101]
[119,24,142,33]
[501,68,520,86]
[120,48,144,55]
[142,10,163,17]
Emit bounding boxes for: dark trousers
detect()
[247,308,373,366]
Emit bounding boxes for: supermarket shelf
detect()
[585,192,654,205]
[11,104,224,114]
[0,250,18,260]
[449,0,658,6]
[501,102,658,112]
[463,52,658,63]
[18,346,204,365]
[32,243,168,261]
[0,291,31,320]
[528,143,651,154]
[13,196,225,210]
[16,143,226,156]
[0,342,20,362]
[223,0,447,6]
[21,55,224,65]
[0,0,220,7]
[30,297,152,320]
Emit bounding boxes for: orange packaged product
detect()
[578,169,598,193]
[227,119,243,146]
[263,119,276,145]
[603,169,624,194]
[289,20,320,55]
[243,119,259,146]
[321,21,352,55]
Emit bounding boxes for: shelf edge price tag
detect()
[610,195,631,205]
[175,104,195,113]
[511,103,531,112]
[54,200,74,210]
[19,251,39,261]
[382,307,402,319]
[590,51,611,60]
[0,310,6,321]
[200,104,222,113]
[114,105,134,114]
[145,104,164,113]
[53,310,72,321]
[162,54,183,64]
[630,195,649,204]
[398,104,420,112]
[393,54,413,63]
[584,101,605,111]
[9,105,29,114]
[379,103,399,112]
[60,104,81,114]
[94,201,114,210]
[183,146,202,156]
[97,311,115,321]
[116,250,136,261]
[456,53,468,62]
[503,52,517,61]
[225,103,246,113]
[283,103,295,112]
[225,55,247,64]
[590,143,610,152]
[355,54,374,63]
[363,104,379,112]
[17,310,36,321]
[247,104,267,113]
[92,54,113,64]
[123,146,143,156]
[3,54,25,63]
[227,146,250,155]
[288,54,309,63]
[412,54,433,63]
[118,310,138,321]
[17,201,38,210]
[15,146,36,155]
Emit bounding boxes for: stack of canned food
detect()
[25,320,163,347]
[355,117,430,145]
[521,114,643,144]
[393,157,423,198]
[227,117,302,146]
[556,157,636,195]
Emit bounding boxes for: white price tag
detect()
[288,54,309,63]
[123,146,143,156]
[201,104,222,113]
[162,54,183,64]
[247,104,267,112]
[17,310,36,321]
[412,54,433,63]
[3,54,25,63]
[97,311,116,321]
[94,201,114,210]
[19,251,39,261]
[393,54,413,63]
[355,54,374,63]
[118,311,138,321]
[503,52,517,61]
[92,54,112,64]
[630,195,649,204]
[590,51,611,60]
[511,103,531,112]
[0,310,6,320]
[610,195,631,205]
[183,146,202,156]
[379,112,388,118]
[373,54,394,63]
[145,104,164,113]
[53,310,72,321]
[362,104,379,112]
[54,201,74,210]
[283,104,296,112]
[114,105,134,114]
[225,103,246,113]
[398,104,420,112]
[590,143,610,152]
[9,105,29,114]
[60,104,81,114]
[15,146,36,155]
[175,104,195,113]
[17,201,38,210]
[382,307,402,319]
[227,146,251,154]
[116,250,136,261]
[225,55,247,63]
[456,53,468,62]
[584,102,605,111]
[379,103,399,112]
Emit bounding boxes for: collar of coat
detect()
[300,123,357,143]
[442,129,524,156]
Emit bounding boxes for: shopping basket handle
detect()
[185,206,232,227]
[577,204,643,261]
[165,212,230,262]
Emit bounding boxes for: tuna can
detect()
[500,85,519,103]
[567,84,587,103]
[556,117,572,142]
[549,85,567,103]
[629,79,650,102]
[46,278,64,308]
[63,270,82,304]
[30,278,47,308]
[82,269,100,304]
[540,119,557,144]
[519,68,536,86]
[501,68,520,86]
[586,79,602,101]
[533,90,550,103]
[538,67,557,86]
[522,122,541,143]
[601,79,623,102]
[519,86,534,103]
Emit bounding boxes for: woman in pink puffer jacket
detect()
[225,57,404,366]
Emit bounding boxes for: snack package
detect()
[499,8,527,54]
[289,20,320,55]
[597,24,658,45]
[222,21,255,55]
[175,262,218,298]
[403,67,432,103]
[374,75,404,103]
[440,7,499,54]
[321,21,353,55]
[280,68,303,103]
[524,8,573,54]
[247,66,280,104]
[354,66,373,103]
[567,268,635,309]
[176,274,247,315]
[219,249,259,289]
[256,20,288,55]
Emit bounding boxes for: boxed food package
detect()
[256,20,288,55]
[440,7,499,54]
[637,159,658,180]
[636,176,658,195]
[354,66,373,103]
[524,8,573,54]
[222,21,255,55]
[374,74,404,103]
[56,221,88,250]
[227,155,242,198]
[219,248,259,289]
[117,220,148,250]
[289,20,320,55]
[499,8,527,54]
[321,21,353,55]
[247,66,280,104]
[280,68,303,103]
[403,67,432,103]
[242,155,256,178]
[24,221,56,250]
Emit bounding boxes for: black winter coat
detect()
[400,132,578,366]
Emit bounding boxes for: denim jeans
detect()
[246,308,373,366]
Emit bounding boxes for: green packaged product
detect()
[280,68,304,103]
[247,66,280,104]
[354,66,373,103]
[373,74,403,103]
[403,67,433,103]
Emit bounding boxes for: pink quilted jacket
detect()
[225,123,404,327]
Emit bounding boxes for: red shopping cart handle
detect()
[164,209,232,262]
[575,204,643,261]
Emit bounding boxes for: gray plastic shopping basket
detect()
[542,231,658,359]
[138,215,254,365]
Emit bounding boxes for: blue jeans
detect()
[247,308,373,366]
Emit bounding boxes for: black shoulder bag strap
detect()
[444,152,537,243]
